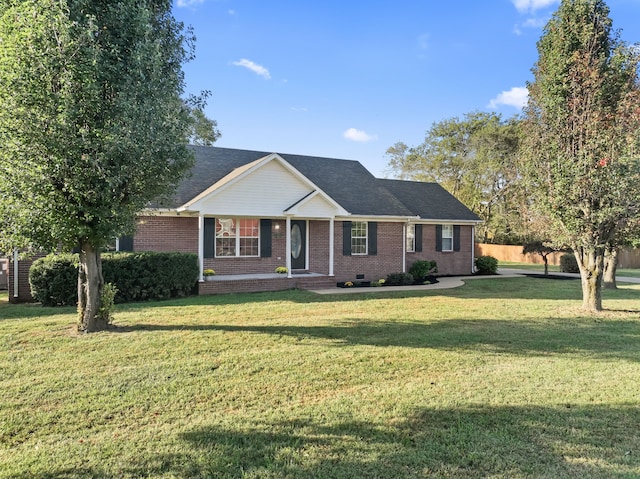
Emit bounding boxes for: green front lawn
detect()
[2,278,640,478]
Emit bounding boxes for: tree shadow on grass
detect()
[28,403,639,478]
[111,316,640,362]
[2,277,635,322]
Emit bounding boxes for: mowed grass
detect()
[1,278,640,478]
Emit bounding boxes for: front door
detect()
[290,220,306,270]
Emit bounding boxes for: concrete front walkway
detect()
[309,268,640,295]
[310,271,524,295]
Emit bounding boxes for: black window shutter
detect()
[368,222,377,256]
[435,225,442,252]
[204,218,215,258]
[342,221,352,256]
[119,235,134,252]
[453,225,461,252]
[415,224,423,252]
[260,219,272,258]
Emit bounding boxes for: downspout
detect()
[471,225,476,274]
[402,223,407,273]
[328,218,335,277]
[13,248,18,299]
[198,215,204,281]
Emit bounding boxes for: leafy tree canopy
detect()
[0,0,217,330]
[386,111,525,244]
[522,0,640,310]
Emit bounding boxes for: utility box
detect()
[0,258,7,290]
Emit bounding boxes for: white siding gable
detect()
[185,158,317,217]
[285,191,338,218]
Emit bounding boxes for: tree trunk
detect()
[543,255,549,276]
[574,247,604,312]
[603,247,618,290]
[78,241,106,332]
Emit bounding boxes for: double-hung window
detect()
[351,221,368,255]
[406,224,416,253]
[441,224,454,252]
[215,218,259,257]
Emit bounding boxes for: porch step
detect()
[295,276,337,291]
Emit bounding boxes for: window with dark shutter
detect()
[453,225,461,252]
[435,225,442,252]
[118,236,134,252]
[415,224,423,252]
[368,222,377,256]
[260,219,272,258]
[204,218,215,258]
[342,221,352,256]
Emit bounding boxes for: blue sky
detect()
[173,0,640,177]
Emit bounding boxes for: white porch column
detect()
[328,218,335,277]
[286,216,292,278]
[198,214,204,281]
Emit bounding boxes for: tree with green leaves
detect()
[386,112,525,243]
[522,241,567,276]
[522,0,640,311]
[0,0,217,331]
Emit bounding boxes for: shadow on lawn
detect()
[2,277,635,322]
[26,403,640,478]
[112,316,640,362]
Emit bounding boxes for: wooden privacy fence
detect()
[475,243,640,269]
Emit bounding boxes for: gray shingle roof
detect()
[378,179,481,221]
[156,146,479,221]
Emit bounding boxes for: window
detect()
[215,218,259,257]
[351,221,367,255]
[406,224,415,253]
[441,224,453,252]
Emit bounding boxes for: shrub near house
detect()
[29,252,199,306]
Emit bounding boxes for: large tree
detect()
[522,0,640,311]
[0,0,215,331]
[386,112,525,243]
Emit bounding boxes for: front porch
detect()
[198,272,336,295]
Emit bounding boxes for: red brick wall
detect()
[134,215,199,253]
[333,222,405,282]
[409,224,474,276]
[203,220,288,275]
[309,221,330,274]
[133,216,475,279]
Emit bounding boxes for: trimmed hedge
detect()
[385,272,414,286]
[102,252,199,302]
[29,254,79,306]
[409,260,438,282]
[29,252,199,306]
[560,253,580,273]
[475,255,498,275]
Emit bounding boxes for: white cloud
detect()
[176,0,205,7]
[488,87,529,109]
[232,59,271,80]
[343,128,377,143]
[511,0,558,14]
[417,33,430,50]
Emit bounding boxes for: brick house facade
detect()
[8,146,481,302]
[123,147,481,294]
